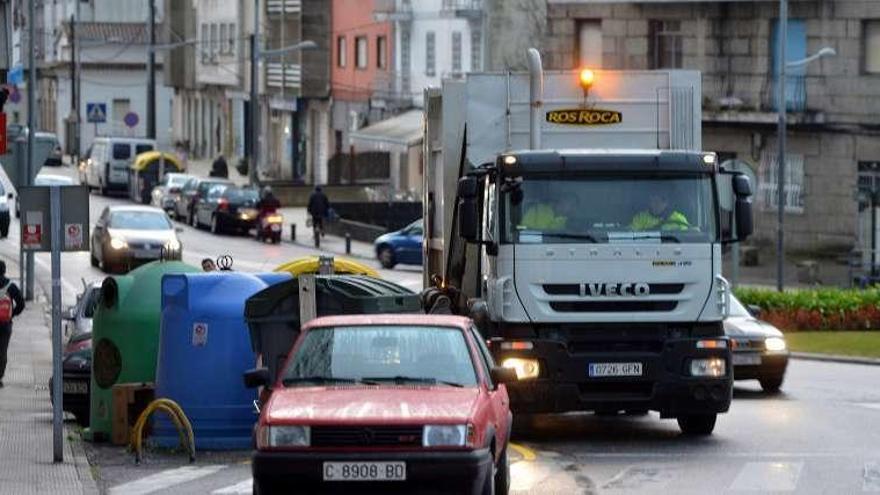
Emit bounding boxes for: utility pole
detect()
[249,0,260,186]
[25,0,37,302]
[776,0,788,292]
[147,0,156,140]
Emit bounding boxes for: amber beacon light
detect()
[578,68,595,96]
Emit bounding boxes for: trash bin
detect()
[87,260,200,442]
[245,275,421,383]
[154,271,290,450]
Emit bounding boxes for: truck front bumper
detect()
[493,329,732,417]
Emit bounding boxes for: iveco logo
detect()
[582,283,650,297]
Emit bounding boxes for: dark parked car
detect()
[194,185,259,235]
[173,177,233,226]
[373,219,423,269]
[724,295,789,393]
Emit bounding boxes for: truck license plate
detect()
[323,462,406,481]
[732,353,762,366]
[63,380,88,394]
[588,362,643,377]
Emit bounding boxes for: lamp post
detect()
[775,0,835,291]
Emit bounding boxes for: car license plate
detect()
[588,362,643,377]
[323,462,406,481]
[733,353,762,366]
[63,380,88,394]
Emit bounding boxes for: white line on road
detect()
[602,465,678,490]
[728,461,803,492]
[108,465,226,495]
[212,478,253,494]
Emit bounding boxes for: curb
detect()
[790,352,880,366]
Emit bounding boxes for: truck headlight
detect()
[109,237,128,250]
[260,425,310,448]
[423,424,468,447]
[502,357,540,380]
[689,358,726,377]
[765,337,787,352]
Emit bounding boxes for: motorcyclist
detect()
[256,186,281,216]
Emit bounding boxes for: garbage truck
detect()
[421,49,754,435]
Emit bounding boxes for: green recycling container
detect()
[87,260,200,441]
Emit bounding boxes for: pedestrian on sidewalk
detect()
[210,155,229,178]
[307,186,330,238]
[0,261,25,388]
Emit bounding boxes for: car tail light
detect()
[218,198,229,212]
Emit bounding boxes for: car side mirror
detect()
[243,367,271,389]
[490,366,518,386]
[747,304,763,319]
[457,177,480,243]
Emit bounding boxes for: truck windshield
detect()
[502,174,717,244]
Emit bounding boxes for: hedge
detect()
[734,287,880,331]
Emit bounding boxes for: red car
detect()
[245,314,516,495]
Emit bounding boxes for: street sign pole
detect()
[26,0,36,302]
[50,186,63,463]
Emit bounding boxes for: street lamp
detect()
[775,0,836,293]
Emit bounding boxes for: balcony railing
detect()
[266,62,302,89]
[762,75,807,113]
[266,0,301,15]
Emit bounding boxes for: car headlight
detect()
[689,358,727,377]
[109,237,128,250]
[501,357,540,380]
[165,239,181,251]
[765,337,787,352]
[259,425,310,448]
[423,424,468,447]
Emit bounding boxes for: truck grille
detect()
[543,284,685,295]
[568,340,664,354]
[310,426,423,447]
[550,301,677,312]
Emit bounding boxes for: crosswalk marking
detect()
[602,465,678,490]
[865,463,880,492]
[212,478,253,494]
[729,461,804,492]
[108,465,226,495]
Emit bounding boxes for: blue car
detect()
[374,219,423,268]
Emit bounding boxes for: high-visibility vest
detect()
[630,210,691,231]
[520,204,566,230]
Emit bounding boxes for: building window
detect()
[337,36,346,67]
[355,36,368,69]
[452,31,462,74]
[760,152,804,213]
[864,20,880,74]
[470,29,482,72]
[377,35,387,69]
[200,23,208,62]
[578,20,602,68]
[112,98,131,127]
[210,23,218,61]
[425,31,436,77]
[771,19,807,111]
[649,20,683,69]
[228,23,236,55]
[219,24,227,56]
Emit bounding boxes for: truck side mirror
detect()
[732,174,753,241]
[243,367,270,389]
[458,177,480,242]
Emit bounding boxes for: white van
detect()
[85,137,156,195]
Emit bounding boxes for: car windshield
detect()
[224,188,259,204]
[728,296,751,318]
[109,211,172,230]
[166,175,189,187]
[206,184,228,199]
[282,325,478,387]
[502,174,717,244]
[82,288,99,318]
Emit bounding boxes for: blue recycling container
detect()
[154,271,290,450]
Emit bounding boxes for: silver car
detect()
[63,282,101,338]
[151,173,194,213]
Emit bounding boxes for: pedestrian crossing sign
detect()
[86,103,107,123]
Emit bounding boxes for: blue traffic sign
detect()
[86,103,107,123]
[124,112,139,128]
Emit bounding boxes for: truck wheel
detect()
[759,376,784,394]
[378,246,396,269]
[677,413,717,436]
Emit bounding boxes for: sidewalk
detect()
[0,258,98,495]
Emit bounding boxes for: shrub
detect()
[734,287,880,331]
